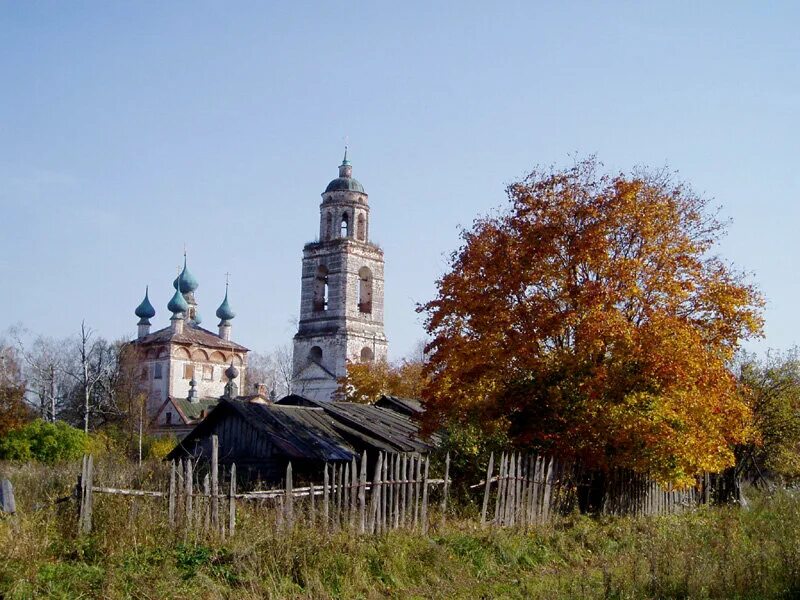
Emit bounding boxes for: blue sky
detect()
[1,2,798,359]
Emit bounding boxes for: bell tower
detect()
[291,150,388,401]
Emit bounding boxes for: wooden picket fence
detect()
[76,436,451,536]
[479,451,706,528]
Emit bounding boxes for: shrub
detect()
[0,420,89,463]
[145,436,177,460]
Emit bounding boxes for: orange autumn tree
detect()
[419,158,764,485]
[337,359,428,404]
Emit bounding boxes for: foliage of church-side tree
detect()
[337,359,428,404]
[735,349,800,484]
[0,342,34,436]
[418,157,764,486]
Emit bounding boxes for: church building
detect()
[127,258,251,433]
[291,151,388,401]
[125,150,388,436]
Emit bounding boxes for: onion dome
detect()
[225,362,239,380]
[134,287,156,321]
[167,286,189,315]
[324,148,365,194]
[216,286,236,322]
[173,255,199,294]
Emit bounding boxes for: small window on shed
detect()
[165,412,172,425]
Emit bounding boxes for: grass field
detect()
[0,460,798,599]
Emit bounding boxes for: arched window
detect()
[340,212,349,238]
[326,213,333,240]
[313,265,329,311]
[360,347,374,363]
[358,266,373,314]
[357,213,366,241]
[309,346,323,363]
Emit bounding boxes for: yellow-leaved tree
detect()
[418,158,764,486]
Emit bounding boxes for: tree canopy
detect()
[337,359,428,404]
[419,158,764,485]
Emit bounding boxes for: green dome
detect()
[324,177,365,194]
[216,287,236,321]
[173,256,199,294]
[167,287,189,315]
[134,287,156,320]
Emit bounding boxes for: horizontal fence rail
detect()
[75,436,450,537]
[72,441,727,537]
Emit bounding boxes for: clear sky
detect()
[1,2,798,359]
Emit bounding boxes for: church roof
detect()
[132,323,249,351]
[324,177,365,194]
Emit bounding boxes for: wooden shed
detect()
[167,396,439,484]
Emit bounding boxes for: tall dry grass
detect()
[0,459,798,599]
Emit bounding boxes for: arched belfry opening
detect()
[360,347,374,362]
[357,213,366,241]
[358,266,373,314]
[313,265,329,312]
[309,346,323,363]
[340,212,350,238]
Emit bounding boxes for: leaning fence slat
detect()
[400,454,408,527]
[541,457,554,523]
[82,454,94,534]
[368,453,382,534]
[350,457,358,529]
[413,455,422,530]
[168,461,176,527]
[440,452,450,529]
[211,435,220,531]
[285,462,294,530]
[480,452,494,527]
[495,452,507,526]
[323,463,330,531]
[421,456,430,533]
[185,459,193,530]
[229,464,236,537]
[203,474,211,532]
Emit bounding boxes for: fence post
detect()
[211,435,220,532]
[285,462,294,530]
[168,461,176,527]
[495,452,507,526]
[350,457,358,529]
[440,452,451,530]
[480,452,494,527]
[541,457,554,523]
[77,455,86,535]
[359,451,367,534]
[185,459,193,531]
[82,454,94,534]
[400,454,407,527]
[229,463,236,537]
[343,462,350,527]
[323,463,330,532]
[413,455,421,530]
[392,454,400,529]
[368,452,383,534]
[203,474,211,532]
[421,456,430,534]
